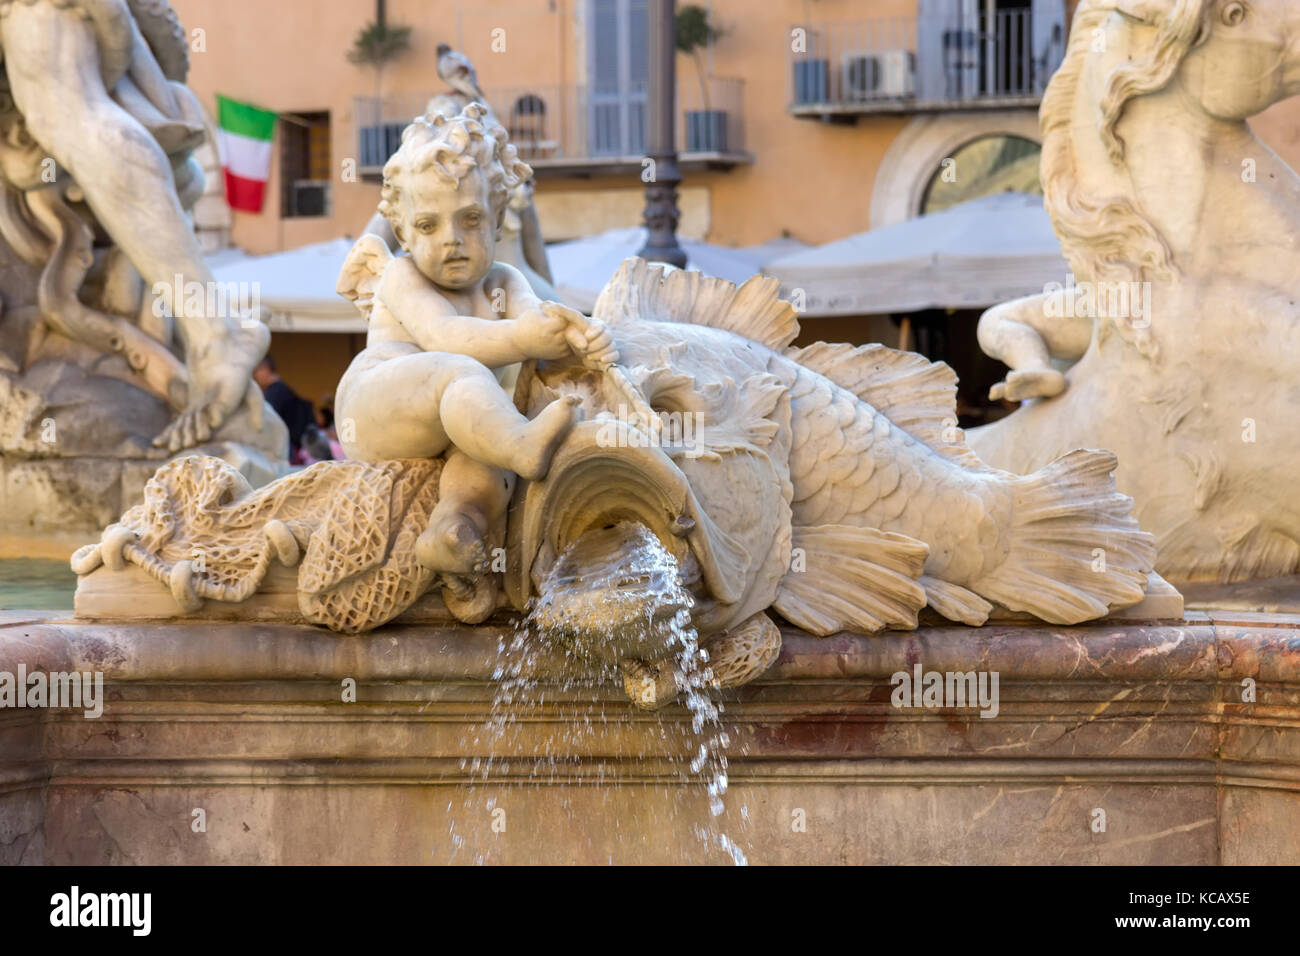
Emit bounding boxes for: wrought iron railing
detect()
[355,78,746,172]
[788,9,1062,111]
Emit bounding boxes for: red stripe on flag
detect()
[223,169,267,213]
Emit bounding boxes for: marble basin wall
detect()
[0,611,1297,864]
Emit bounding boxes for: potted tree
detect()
[348,15,413,167]
[677,5,727,153]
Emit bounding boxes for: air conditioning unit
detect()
[290,180,330,218]
[841,50,915,100]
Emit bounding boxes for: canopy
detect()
[763,192,1070,317]
[209,238,362,332]
[205,230,811,330]
[548,227,808,313]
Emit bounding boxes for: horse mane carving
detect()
[1039,0,1211,356]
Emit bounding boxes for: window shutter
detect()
[1031,0,1067,92]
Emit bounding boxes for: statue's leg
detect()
[0,1,269,451]
[337,349,577,471]
[438,370,580,482]
[334,351,454,460]
[416,448,514,575]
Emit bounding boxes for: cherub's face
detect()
[400,167,496,290]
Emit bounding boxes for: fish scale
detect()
[577,258,1156,634]
[786,365,1002,584]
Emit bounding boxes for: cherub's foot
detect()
[989,368,1067,403]
[415,509,489,574]
[513,394,581,481]
[441,572,499,625]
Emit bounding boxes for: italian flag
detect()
[216,95,276,213]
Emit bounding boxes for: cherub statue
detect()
[359,45,559,302]
[336,105,617,613]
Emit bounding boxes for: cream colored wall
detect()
[169,0,917,252]
[536,185,711,240]
[172,0,1300,254]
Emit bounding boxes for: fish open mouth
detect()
[529,521,696,664]
[508,420,717,663]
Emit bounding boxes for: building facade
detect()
[173,0,1300,247]
[169,0,1300,401]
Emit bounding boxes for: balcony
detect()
[354,77,750,179]
[788,10,1064,119]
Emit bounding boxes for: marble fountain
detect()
[3,0,1300,865]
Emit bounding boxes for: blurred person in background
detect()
[253,355,320,463]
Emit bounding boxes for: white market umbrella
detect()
[207,229,812,331]
[209,237,361,332]
[548,227,808,313]
[763,192,1069,317]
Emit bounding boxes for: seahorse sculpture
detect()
[973,0,1300,584]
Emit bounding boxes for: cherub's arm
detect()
[494,263,619,368]
[378,257,535,366]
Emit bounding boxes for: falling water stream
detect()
[446,523,748,864]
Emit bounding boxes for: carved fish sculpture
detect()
[514,259,1157,700]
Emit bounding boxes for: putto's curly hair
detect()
[378,103,533,246]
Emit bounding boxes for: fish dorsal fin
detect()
[790,341,994,473]
[592,257,800,351]
[337,233,393,324]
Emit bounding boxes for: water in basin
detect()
[0,557,77,610]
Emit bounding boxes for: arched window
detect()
[920,134,1042,215]
[510,94,549,156]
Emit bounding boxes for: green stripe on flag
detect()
[217,95,277,142]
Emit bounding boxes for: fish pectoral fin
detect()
[773,524,928,635]
[918,575,993,626]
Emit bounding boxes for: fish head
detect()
[510,327,796,663]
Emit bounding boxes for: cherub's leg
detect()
[978,292,1092,402]
[335,352,455,460]
[338,350,578,474]
[439,374,580,482]
[416,449,514,574]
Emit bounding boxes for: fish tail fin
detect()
[973,450,1156,624]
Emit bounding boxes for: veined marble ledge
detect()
[1,605,1297,864]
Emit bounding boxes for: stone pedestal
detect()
[2,609,1297,864]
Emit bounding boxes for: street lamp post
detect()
[637,0,687,268]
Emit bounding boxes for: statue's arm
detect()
[979,292,1091,402]
[496,263,619,368]
[496,261,545,318]
[379,258,530,367]
[361,210,398,251]
[519,203,554,284]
